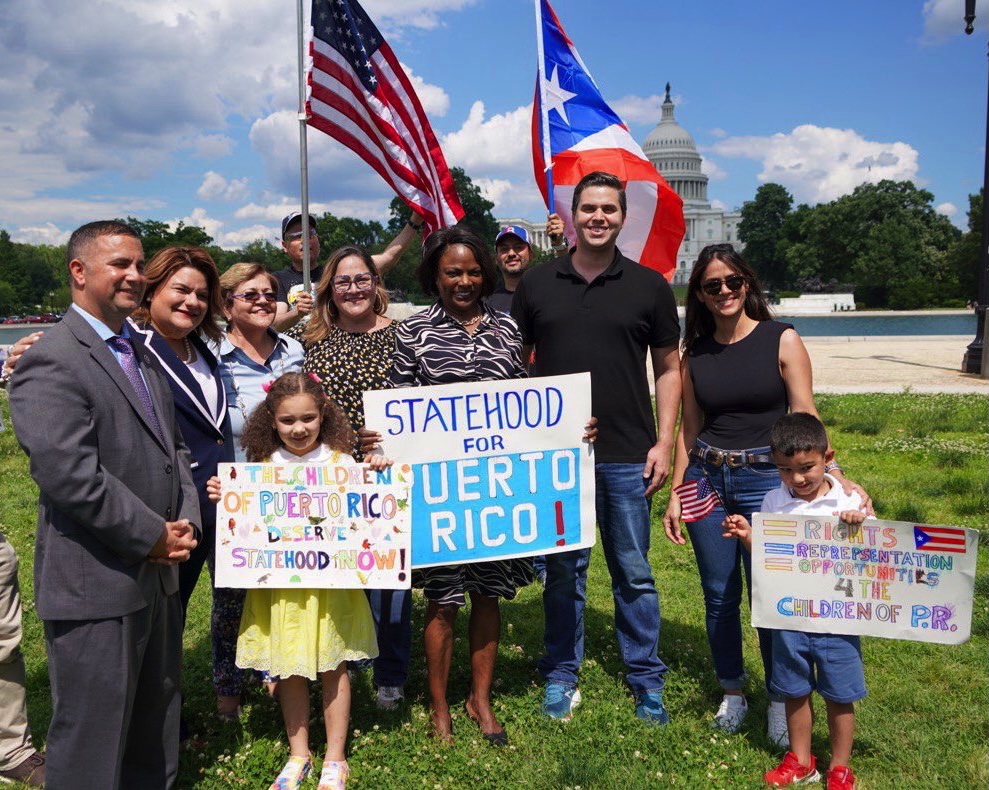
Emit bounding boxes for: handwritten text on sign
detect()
[214,461,412,589]
[751,514,977,644]
[363,374,595,568]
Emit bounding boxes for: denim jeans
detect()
[684,441,781,697]
[366,588,411,687]
[539,463,667,695]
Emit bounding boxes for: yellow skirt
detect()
[236,587,378,680]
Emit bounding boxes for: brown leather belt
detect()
[690,445,774,468]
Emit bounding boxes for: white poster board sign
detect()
[751,513,977,644]
[363,373,596,568]
[214,460,412,589]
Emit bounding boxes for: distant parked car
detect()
[2,316,22,325]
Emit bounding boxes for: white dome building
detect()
[644,84,742,285]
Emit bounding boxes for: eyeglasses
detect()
[331,273,377,293]
[284,229,318,240]
[231,291,278,303]
[700,275,746,296]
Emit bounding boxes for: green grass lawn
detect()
[1,393,986,788]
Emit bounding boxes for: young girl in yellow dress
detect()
[208,372,383,790]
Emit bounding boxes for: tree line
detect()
[0,168,503,315]
[737,180,980,309]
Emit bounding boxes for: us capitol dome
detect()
[644,83,742,285]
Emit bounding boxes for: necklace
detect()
[451,311,482,328]
[182,336,197,365]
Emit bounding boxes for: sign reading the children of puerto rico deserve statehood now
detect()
[751,513,977,644]
[214,461,413,589]
[363,373,596,569]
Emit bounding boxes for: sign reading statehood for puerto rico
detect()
[363,373,596,568]
[751,513,977,644]
[213,461,412,589]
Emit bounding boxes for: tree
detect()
[942,189,983,303]
[738,183,793,287]
[776,180,960,307]
[123,217,214,260]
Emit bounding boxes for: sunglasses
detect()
[284,229,317,240]
[332,273,377,293]
[231,291,278,303]
[700,275,746,296]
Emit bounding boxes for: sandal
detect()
[269,754,312,790]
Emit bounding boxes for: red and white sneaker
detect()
[765,751,821,786]
[826,765,856,790]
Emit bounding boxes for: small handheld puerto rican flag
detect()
[674,477,721,522]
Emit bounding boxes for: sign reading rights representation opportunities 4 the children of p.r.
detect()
[751,513,978,644]
[363,373,596,569]
[213,461,413,589]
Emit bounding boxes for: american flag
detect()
[307,0,464,230]
[914,525,968,554]
[532,0,684,279]
[674,477,721,522]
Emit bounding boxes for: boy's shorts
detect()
[769,629,867,704]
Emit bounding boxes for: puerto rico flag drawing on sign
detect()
[914,525,968,553]
[532,0,684,279]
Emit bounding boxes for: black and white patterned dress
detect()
[389,301,533,606]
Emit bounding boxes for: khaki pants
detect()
[0,534,34,771]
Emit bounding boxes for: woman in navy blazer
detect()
[130,246,243,720]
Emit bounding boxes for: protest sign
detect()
[751,513,977,644]
[363,373,595,568]
[214,460,412,589]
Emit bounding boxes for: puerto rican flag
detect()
[532,0,684,279]
[914,525,968,554]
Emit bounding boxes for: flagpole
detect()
[533,0,554,209]
[297,0,312,291]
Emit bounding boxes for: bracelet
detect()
[407,218,424,232]
[824,461,843,474]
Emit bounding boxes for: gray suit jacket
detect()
[8,308,201,621]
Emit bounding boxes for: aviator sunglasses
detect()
[700,274,746,296]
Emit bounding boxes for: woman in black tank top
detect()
[662,244,867,746]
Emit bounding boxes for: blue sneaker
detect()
[634,690,670,725]
[541,683,582,720]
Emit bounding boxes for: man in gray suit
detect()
[8,220,200,789]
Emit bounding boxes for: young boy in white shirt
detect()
[723,412,866,790]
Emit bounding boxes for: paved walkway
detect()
[806,335,987,394]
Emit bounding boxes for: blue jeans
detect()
[685,441,780,697]
[539,463,667,695]
[366,589,411,687]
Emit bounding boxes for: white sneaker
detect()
[712,694,748,733]
[375,685,404,711]
[767,700,790,749]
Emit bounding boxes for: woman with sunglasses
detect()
[300,246,410,714]
[663,244,868,747]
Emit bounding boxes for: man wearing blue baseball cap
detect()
[487,215,564,313]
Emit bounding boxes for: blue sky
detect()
[1,0,985,248]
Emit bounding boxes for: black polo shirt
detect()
[274,264,325,304]
[511,249,680,464]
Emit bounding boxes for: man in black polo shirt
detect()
[512,171,681,725]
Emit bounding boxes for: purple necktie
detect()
[107,335,164,441]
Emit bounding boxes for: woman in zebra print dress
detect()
[386,226,530,747]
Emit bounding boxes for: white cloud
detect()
[442,101,532,174]
[709,128,727,139]
[610,94,665,125]
[9,222,70,246]
[701,156,728,181]
[710,199,727,212]
[192,134,235,159]
[710,125,920,204]
[935,201,958,217]
[197,171,251,202]
[922,0,986,43]
[400,62,450,117]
